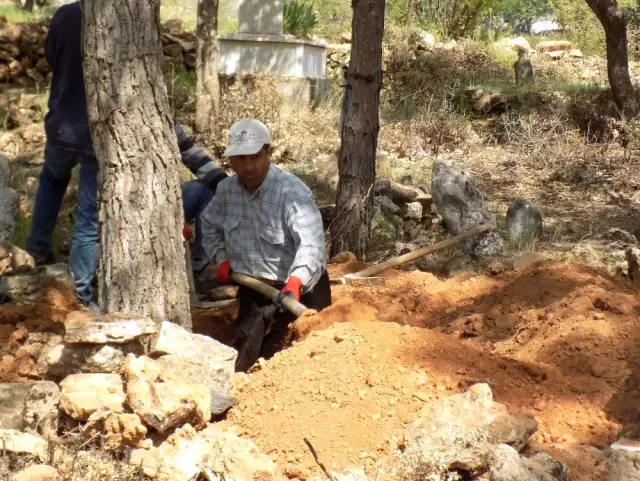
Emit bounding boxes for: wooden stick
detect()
[230,273,311,318]
[350,223,493,279]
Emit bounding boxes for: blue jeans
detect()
[26,145,99,303]
[27,146,214,302]
[182,179,215,272]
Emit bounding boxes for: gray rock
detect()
[0,264,74,304]
[506,199,543,245]
[375,195,400,218]
[64,312,157,344]
[0,242,35,276]
[37,340,143,378]
[23,381,60,438]
[404,383,538,477]
[404,202,423,220]
[524,452,568,481]
[491,445,568,481]
[0,187,19,242]
[0,383,31,430]
[607,445,640,481]
[431,160,504,257]
[0,154,10,187]
[210,391,237,416]
[157,355,234,396]
[605,227,638,245]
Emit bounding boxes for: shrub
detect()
[283,0,318,39]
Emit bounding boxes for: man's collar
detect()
[235,163,275,198]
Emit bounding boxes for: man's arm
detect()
[174,122,227,192]
[285,189,326,289]
[200,188,228,266]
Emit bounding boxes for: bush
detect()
[283,0,318,39]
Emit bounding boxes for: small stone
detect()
[404,202,423,220]
[507,198,543,245]
[59,373,126,421]
[11,465,59,481]
[0,429,47,459]
[210,391,237,416]
[64,312,157,344]
[10,464,58,481]
[84,410,147,451]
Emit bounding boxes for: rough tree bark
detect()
[81,0,191,329]
[585,0,639,118]
[330,0,385,258]
[195,0,220,139]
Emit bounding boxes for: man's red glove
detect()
[216,260,233,284]
[182,223,193,241]
[275,276,302,310]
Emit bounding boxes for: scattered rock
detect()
[506,199,543,245]
[129,423,283,481]
[0,186,19,242]
[64,311,157,344]
[403,383,537,476]
[375,195,401,218]
[37,341,143,378]
[604,227,638,245]
[403,202,423,220]
[59,373,126,421]
[513,252,548,271]
[151,321,237,377]
[431,160,504,257]
[24,381,60,437]
[0,264,75,304]
[0,429,47,458]
[122,355,211,433]
[84,410,147,451]
[209,391,237,416]
[339,32,352,43]
[524,452,569,480]
[10,465,59,481]
[419,31,436,49]
[0,383,31,430]
[0,242,35,276]
[491,444,537,481]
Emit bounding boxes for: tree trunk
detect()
[81,0,191,329]
[585,0,639,118]
[330,0,385,259]
[195,0,220,139]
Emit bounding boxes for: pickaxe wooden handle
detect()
[230,272,312,318]
[330,223,493,284]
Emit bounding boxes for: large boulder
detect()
[59,373,126,421]
[129,423,284,481]
[121,355,211,433]
[0,186,19,243]
[64,311,156,344]
[403,383,538,477]
[506,198,543,245]
[431,160,504,257]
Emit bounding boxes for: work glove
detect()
[275,276,302,311]
[182,223,193,241]
[216,260,233,285]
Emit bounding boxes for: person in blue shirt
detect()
[26,1,226,308]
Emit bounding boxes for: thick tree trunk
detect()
[585,0,639,118]
[330,0,385,258]
[195,0,220,139]
[81,0,191,329]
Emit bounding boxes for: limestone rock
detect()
[64,312,156,344]
[490,445,568,481]
[0,429,47,458]
[38,341,143,378]
[84,410,147,451]
[122,355,211,433]
[0,186,19,242]
[11,465,59,481]
[59,373,126,421]
[0,264,75,304]
[24,381,60,437]
[605,227,638,245]
[0,153,10,187]
[129,423,283,481]
[157,355,234,397]
[404,383,538,476]
[0,383,31,430]
[404,202,423,220]
[431,160,504,257]
[209,391,237,416]
[0,242,35,276]
[151,321,237,379]
[524,452,569,480]
[506,199,543,245]
[419,31,436,48]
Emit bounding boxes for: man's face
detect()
[229,146,272,191]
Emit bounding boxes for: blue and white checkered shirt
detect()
[201,164,327,290]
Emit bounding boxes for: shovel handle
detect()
[230,273,310,318]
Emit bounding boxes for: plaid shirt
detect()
[201,164,326,290]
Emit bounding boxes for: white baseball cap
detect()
[224,118,272,157]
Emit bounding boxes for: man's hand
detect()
[275,276,302,311]
[216,260,233,284]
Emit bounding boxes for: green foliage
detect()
[0,3,54,22]
[550,0,604,56]
[283,0,318,38]
[499,0,552,33]
[414,0,499,39]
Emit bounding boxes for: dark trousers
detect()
[233,271,332,372]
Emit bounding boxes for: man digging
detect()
[202,119,332,372]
